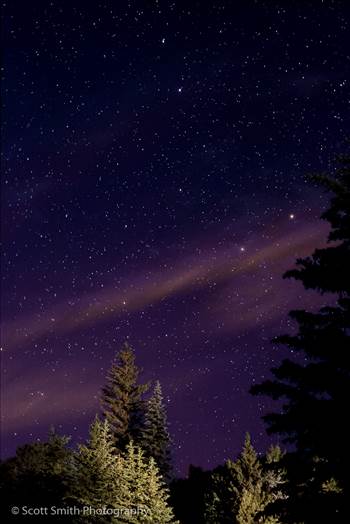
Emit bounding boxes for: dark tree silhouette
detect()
[170,465,212,524]
[0,429,72,522]
[251,153,350,523]
[101,341,149,450]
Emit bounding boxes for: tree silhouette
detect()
[0,428,72,522]
[251,153,350,523]
[170,465,212,524]
[101,341,149,450]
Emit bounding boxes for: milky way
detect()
[1,2,349,474]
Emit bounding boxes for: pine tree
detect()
[251,154,350,523]
[67,417,127,522]
[140,381,172,481]
[118,441,178,523]
[263,445,287,502]
[258,446,288,524]
[144,456,178,523]
[67,419,177,523]
[118,441,150,520]
[101,341,149,450]
[205,434,286,524]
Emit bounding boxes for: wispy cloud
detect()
[3,220,327,350]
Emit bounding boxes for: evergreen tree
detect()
[0,429,72,522]
[205,434,286,524]
[118,441,178,523]
[101,341,149,450]
[260,446,288,522]
[251,154,350,523]
[140,381,172,481]
[145,457,177,523]
[67,417,177,523]
[117,441,149,520]
[67,417,127,523]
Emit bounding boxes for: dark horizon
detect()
[1,1,349,475]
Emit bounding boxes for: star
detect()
[2,0,345,478]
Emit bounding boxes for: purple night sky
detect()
[1,1,349,475]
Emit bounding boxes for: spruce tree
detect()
[140,381,172,481]
[119,441,178,523]
[67,417,127,522]
[251,154,350,522]
[205,434,286,524]
[67,420,177,523]
[262,446,287,496]
[144,457,178,523]
[101,341,149,450]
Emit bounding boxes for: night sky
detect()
[1,1,349,474]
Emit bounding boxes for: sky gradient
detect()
[1,1,349,474]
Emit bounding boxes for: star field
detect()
[1,1,349,474]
